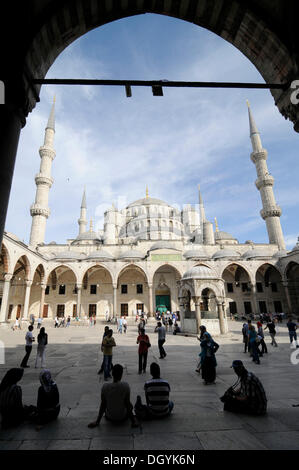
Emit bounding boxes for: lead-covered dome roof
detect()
[182,265,217,280]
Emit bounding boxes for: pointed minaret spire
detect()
[214,217,219,233]
[78,188,87,235]
[247,100,262,153]
[248,103,285,250]
[29,99,56,247]
[146,185,149,198]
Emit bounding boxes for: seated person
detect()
[173,323,181,335]
[0,368,35,428]
[220,360,267,416]
[134,362,174,420]
[33,370,60,426]
[88,364,139,428]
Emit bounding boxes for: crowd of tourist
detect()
[2,310,298,432]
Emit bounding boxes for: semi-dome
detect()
[242,248,272,259]
[127,197,170,208]
[215,231,236,241]
[213,248,239,259]
[149,241,181,251]
[72,231,102,244]
[86,250,114,260]
[52,251,84,260]
[182,265,217,280]
[118,249,145,260]
[183,249,210,260]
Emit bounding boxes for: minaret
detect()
[29,98,56,247]
[78,188,87,235]
[247,101,285,250]
[198,184,206,242]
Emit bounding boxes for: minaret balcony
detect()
[255,174,274,190]
[250,149,267,163]
[35,173,54,187]
[260,206,282,219]
[39,146,56,160]
[30,204,50,218]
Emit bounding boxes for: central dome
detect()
[127,197,170,208]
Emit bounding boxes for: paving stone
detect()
[18,440,50,450]
[0,440,22,450]
[134,432,203,450]
[255,431,299,450]
[90,436,134,450]
[195,429,268,450]
[47,439,91,450]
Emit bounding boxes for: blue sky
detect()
[5,13,299,248]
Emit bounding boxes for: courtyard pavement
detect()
[0,318,299,450]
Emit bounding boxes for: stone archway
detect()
[152,264,182,314]
[81,264,113,318]
[255,263,287,315]
[222,262,253,318]
[45,265,78,319]
[116,264,149,317]
[285,262,299,315]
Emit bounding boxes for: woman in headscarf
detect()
[35,370,60,425]
[35,327,48,369]
[198,326,219,385]
[0,368,25,428]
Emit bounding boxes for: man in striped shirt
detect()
[134,363,174,419]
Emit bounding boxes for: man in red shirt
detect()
[136,328,151,374]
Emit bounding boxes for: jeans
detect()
[250,341,260,363]
[289,331,297,344]
[138,352,148,372]
[35,347,46,368]
[103,355,112,379]
[270,332,277,346]
[158,339,166,358]
[260,338,268,354]
[20,346,32,367]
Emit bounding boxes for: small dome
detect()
[183,249,209,260]
[119,249,144,260]
[213,248,239,260]
[52,251,84,260]
[86,250,114,260]
[150,241,180,251]
[215,231,236,241]
[182,265,217,280]
[242,248,271,259]
[72,231,102,243]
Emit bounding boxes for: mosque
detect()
[0,101,298,334]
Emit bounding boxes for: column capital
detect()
[76,284,82,290]
[25,279,33,287]
[192,295,201,305]
[148,283,153,289]
[4,273,13,282]
[113,284,117,290]
[40,283,47,290]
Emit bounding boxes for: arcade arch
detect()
[255,263,287,315]
[153,264,181,314]
[44,265,78,319]
[116,265,149,317]
[285,262,299,315]
[80,265,113,318]
[222,263,252,317]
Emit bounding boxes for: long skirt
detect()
[201,357,216,383]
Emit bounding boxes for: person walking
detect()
[137,328,151,374]
[154,321,166,359]
[257,321,267,354]
[123,316,127,334]
[118,317,123,334]
[37,317,42,330]
[66,316,71,328]
[20,325,35,368]
[34,327,48,368]
[248,325,260,364]
[264,319,278,347]
[198,325,219,384]
[287,317,299,348]
[54,316,59,328]
[102,329,116,381]
[242,323,249,353]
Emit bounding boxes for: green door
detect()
[156,295,171,311]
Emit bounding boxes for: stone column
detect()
[22,280,32,320]
[0,274,12,322]
[0,105,23,246]
[178,296,185,331]
[282,280,292,314]
[148,284,153,317]
[39,284,46,318]
[251,283,259,314]
[193,296,202,334]
[113,285,117,318]
[217,301,226,335]
[77,284,82,318]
